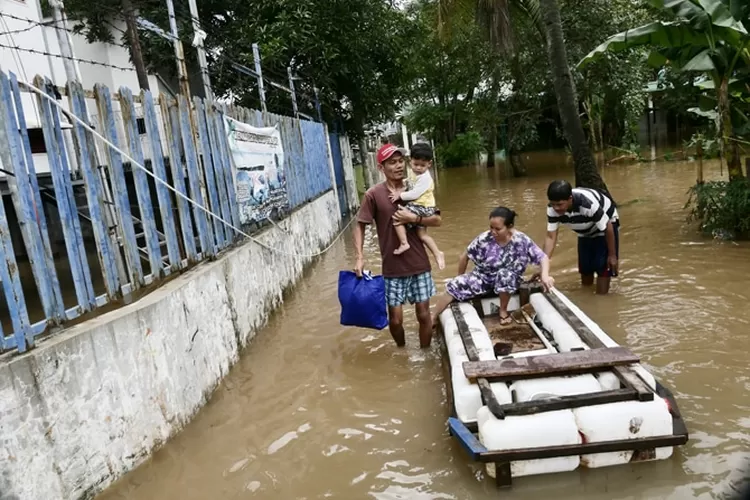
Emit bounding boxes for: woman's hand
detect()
[540,273,555,292]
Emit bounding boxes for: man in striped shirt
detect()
[542,180,620,294]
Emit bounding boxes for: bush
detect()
[686,179,750,239]
[436,132,484,167]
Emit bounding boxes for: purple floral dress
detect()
[446,230,545,300]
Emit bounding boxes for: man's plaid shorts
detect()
[384,271,436,307]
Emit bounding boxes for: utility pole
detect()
[165,0,191,99]
[313,86,323,122]
[48,0,82,83]
[187,0,212,100]
[252,43,267,113]
[121,0,150,90]
[287,65,298,118]
[34,0,58,85]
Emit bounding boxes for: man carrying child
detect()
[353,143,442,348]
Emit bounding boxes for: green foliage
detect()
[578,0,750,178]
[685,132,721,158]
[686,179,750,239]
[403,0,488,145]
[63,0,414,136]
[436,132,485,167]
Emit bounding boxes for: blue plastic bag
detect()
[338,270,388,330]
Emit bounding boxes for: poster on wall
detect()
[223,116,288,225]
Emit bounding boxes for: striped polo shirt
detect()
[547,188,619,238]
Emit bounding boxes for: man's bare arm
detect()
[392,207,442,227]
[353,222,367,276]
[543,230,558,258]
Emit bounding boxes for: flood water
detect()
[99,153,750,500]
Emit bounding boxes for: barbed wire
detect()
[0,9,339,120]
[0,43,134,71]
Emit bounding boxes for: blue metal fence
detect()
[0,70,340,354]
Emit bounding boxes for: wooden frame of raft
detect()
[446,289,689,488]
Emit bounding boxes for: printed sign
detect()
[223,116,288,224]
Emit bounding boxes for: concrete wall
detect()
[0,190,341,500]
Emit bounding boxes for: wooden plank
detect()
[450,303,506,419]
[451,302,480,360]
[34,76,96,311]
[448,417,487,460]
[205,103,234,244]
[67,81,120,298]
[497,388,639,416]
[614,365,654,401]
[0,72,59,328]
[177,95,213,257]
[478,433,688,462]
[462,346,640,380]
[495,462,512,488]
[119,87,164,278]
[94,84,144,288]
[160,94,197,263]
[215,106,241,231]
[9,73,64,321]
[193,97,224,249]
[142,90,181,270]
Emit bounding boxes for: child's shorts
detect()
[404,203,438,229]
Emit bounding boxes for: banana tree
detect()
[578,0,750,180]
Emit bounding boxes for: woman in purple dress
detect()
[432,207,555,325]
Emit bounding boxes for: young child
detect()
[389,142,445,270]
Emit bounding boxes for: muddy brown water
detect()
[98,154,750,500]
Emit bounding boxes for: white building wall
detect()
[0,0,174,176]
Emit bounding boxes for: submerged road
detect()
[99,154,750,499]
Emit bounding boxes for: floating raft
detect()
[439,284,689,488]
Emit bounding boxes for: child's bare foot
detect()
[394,243,410,255]
[436,251,445,270]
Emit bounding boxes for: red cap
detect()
[376,143,407,164]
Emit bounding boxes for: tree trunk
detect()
[486,129,496,168]
[122,0,150,91]
[510,151,527,177]
[584,97,599,152]
[539,0,608,193]
[717,78,743,180]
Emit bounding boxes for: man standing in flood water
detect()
[353,144,442,348]
[543,180,620,295]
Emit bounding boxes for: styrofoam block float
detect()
[574,397,673,468]
[595,372,621,391]
[500,347,555,359]
[478,406,581,477]
[479,296,521,317]
[510,374,602,403]
[529,294,587,351]
[452,361,512,423]
[441,304,494,353]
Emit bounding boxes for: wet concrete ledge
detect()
[0,191,341,500]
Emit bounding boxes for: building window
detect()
[136,118,146,135]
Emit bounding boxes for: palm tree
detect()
[579,0,750,181]
[438,0,608,191]
[539,0,606,191]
